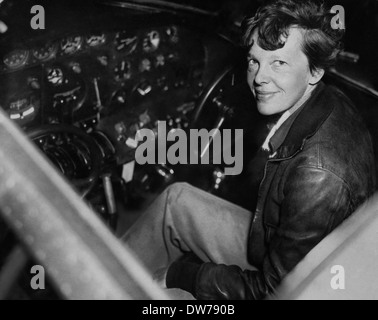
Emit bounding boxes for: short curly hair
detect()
[242,0,345,72]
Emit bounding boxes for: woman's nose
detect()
[254,64,270,85]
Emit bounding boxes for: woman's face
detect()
[247,27,322,116]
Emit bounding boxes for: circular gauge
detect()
[47,67,64,86]
[114,32,138,54]
[32,42,58,61]
[166,26,179,43]
[61,36,83,55]
[139,58,152,72]
[3,50,29,69]
[8,93,40,125]
[114,60,132,82]
[86,33,106,47]
[97,55,109,66]
[143,31,160,53]
[155,54,165,68]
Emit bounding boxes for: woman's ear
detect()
[310,68,325,85]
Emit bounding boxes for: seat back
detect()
[271,194,378,300]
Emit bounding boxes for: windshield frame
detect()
[98,0,219,16]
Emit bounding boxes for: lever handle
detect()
[102,174,118,231]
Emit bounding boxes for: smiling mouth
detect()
[255,91,279,101]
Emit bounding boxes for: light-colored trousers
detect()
[122,182,255,275]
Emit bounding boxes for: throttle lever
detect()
[212,95,235,118]
[200,95,234,159]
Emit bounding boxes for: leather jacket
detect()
[191,82,376,299]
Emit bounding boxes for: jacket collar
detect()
[269,82,335,159]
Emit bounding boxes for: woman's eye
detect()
[273,60,287,67]
[248,59,258,69]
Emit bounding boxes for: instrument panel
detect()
[0,25,199,74]
[0,25,206,135]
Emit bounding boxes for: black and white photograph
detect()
[0,0,377,303]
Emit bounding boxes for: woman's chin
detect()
[257,104,276,116]
[256,101,289,116]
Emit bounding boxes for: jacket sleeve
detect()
[186,166,351,300]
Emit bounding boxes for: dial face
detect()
[114,32,138,54]
[166,26,179,43]
[86,33,106,47]
[61,36,83,55]
[10,97,31,113]
[139,58,152,72]
[114,60,132,81]
[97,55,109,66]
[8,94,39,123]
[155,54,165,67]
[3,50,29,69]
[47,67,64,86]
[143,31,160,53]
[32,43,58,61]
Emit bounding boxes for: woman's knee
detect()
[164,182,192,201]
[162,182,200,221]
